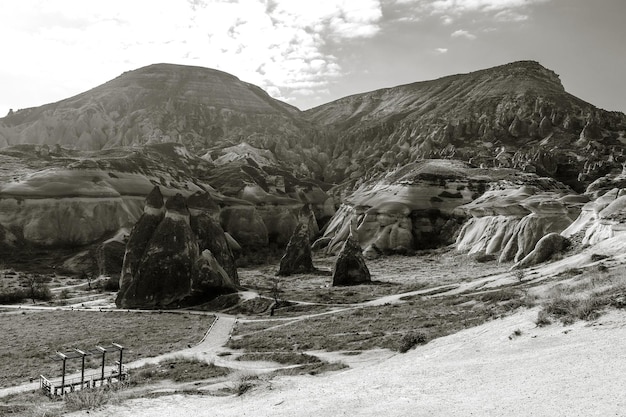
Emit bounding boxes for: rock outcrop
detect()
[188,192,238,284]
[332,224,371,286]
[455,184,584,263]
[514,233,570,269]
[277,204,316,276]
[116,189,238,309]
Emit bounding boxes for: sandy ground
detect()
[67,307,626,417]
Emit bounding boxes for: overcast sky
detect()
[0,0,624,117]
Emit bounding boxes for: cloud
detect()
[435,47,449,53]
[494,9,529,21]
[441,15,454,24]
[428,0,549,13]
[388,0,548,22]
[451,29,477,40]
[0,0,385,111]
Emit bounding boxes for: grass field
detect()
[0,310,214,388]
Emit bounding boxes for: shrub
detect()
[0,288,27,303]
[398,331,428,353]
[511,269,525,282]
[535,310,552,327]
[103,277,120,292]
[541,295,604,325]
[64,383,125,411]
[233,374,259,396]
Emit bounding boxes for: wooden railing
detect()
[40,366,128,397]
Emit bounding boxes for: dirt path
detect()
[1,243,615,399]
[67,308,626,417]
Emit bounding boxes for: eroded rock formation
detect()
[332,224,371,286]
[277,204,316,276]
[514,233,570,269]
[456,184,584,263]
[116,188,238,309]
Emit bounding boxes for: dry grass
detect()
[131,356,230,384]
[535,267,626,325]
[0,310,214,387]
[236,351,322,365]
[228,294,520,353]
[238,250,508,307]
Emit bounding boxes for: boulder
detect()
[332,226,371,286]
[514,233,570,268]
[277,205,316,276]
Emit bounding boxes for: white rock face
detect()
[320,160,493,255]
[562,188,626,245]
[456,186,584,263]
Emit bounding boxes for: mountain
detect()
[305,61,626,192]
[2,60,626,270]
[0,63,330,178]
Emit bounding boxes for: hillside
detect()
[0,64,330,178]
[305,61,626,191]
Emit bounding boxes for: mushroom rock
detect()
[117,193,197,308]
[116,191,238,309]
[514,232,570,269]
[95,229,129,278]
[117,186,165,295]
[277,204,316,276]
[508,116,525,138]
[579,120,603,142]
[189,211,239,285]
[332,223,371,286]
[193,249,237,296]
[186,191,220,217]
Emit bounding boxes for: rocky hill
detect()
[0,64,331,178]
[305,61,626,192]
[2,60,626,273]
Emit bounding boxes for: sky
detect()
[0,0,624,117]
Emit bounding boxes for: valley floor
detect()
[67,307,626,417]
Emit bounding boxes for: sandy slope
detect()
[68,308,626,417]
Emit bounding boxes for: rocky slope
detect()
[0,142,331,254]
[305,61,626,192]
[0,63,331,179]
[317,159,575,260]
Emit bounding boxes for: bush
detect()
[398,331,428,353]
[541,295,604,325]
[103,277,120,292]
[0,288,27,303]
[233,374,259,396]
[64,383,125,411]
[535,310,552,327]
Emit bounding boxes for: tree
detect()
[23,274,51,304]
